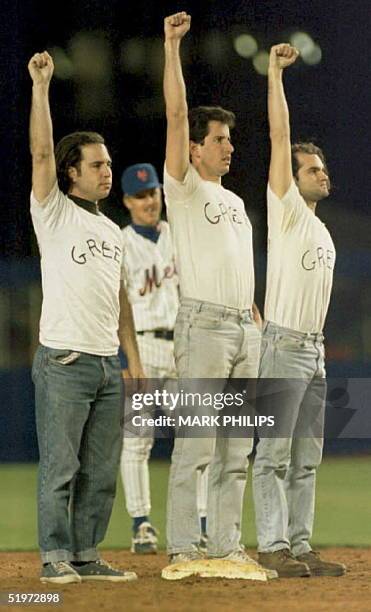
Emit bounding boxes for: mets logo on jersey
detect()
[139,264,176,296]
[137,169,148,182]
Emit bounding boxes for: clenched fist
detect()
[269,44,299,71]
[164,12,191,41]
[28,51,54,85]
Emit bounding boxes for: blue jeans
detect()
[252,322,326,556]
[167,298,261,556]
[32,345,122,564]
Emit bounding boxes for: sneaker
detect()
[170,548,204,564]
[258,549,310,578]
[73,559,137,582]
[199,533,208,554]
[40,561,81,584]
[163,549,205,581]
[131,522,158,554]
[295,551,346,577]
[222,547,278,580]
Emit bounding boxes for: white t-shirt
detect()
[265,181,336,333]
[121,222,179,331]
[163,164,255,309]
[31,182,123,355]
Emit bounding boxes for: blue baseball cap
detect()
[121,163,161,196]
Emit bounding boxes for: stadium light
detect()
[290,31,314,56]
[303,44,322,65]
[49,47,74,80]
[68,32,112,81]
[233,34,258,58]
[253,50,270,76]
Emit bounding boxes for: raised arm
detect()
[268,44,299,198]
[163,11,191,181]
[28,51,57,204]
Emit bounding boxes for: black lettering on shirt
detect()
[113,246,122,263]
[71,239,121,265]
[71,246,87,265]
[102,241,113,259]
[204,202,249,226]
[86,239,102,256]
[301,247,335,271]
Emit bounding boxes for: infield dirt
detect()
[1,548,370,612]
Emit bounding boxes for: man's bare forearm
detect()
[268,66,290,141]
[28,52,56,201]
[267,45,298,197]
[163,13,191,180]
[164,39,188,119]
[30,83,54,161]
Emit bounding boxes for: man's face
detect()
[191,121,234,181]
[124,187,162,226]
[69,143,112,202]
[295,153,330,203]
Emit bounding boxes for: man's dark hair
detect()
[188,106,236,144]
[291,142,329,180]
[55,131,106,194]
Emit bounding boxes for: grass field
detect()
[0,456,370,551]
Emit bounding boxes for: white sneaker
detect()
[170,549,204,564]
[222,547,278,580]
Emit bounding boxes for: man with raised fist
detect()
[162,12,265,578]
[28,51,142,584]
[252,44,346,578]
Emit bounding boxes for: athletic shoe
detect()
[40,561,81,584]
[222,547,278,580]
[199,533,208,554]
[295,551,346,576]
[73,559,137,582]
[169,549,204,564]
[131,521,158,554]
[258,549,310,578]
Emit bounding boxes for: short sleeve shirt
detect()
[31,183,124,355]
[163,164,255,309]
[264,181,336,333]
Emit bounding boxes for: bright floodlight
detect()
[303,44,322,65]
[69,32,111,80]
[253,51,270,75]
[290,31,315,60]
[50,47,73,80]
[233,34,258,58]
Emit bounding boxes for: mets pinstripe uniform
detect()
[120,164,208,554]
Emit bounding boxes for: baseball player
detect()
[252,44,346,577]
[162,12,269,576]
[28,51,143,584]
[119,163,208,553]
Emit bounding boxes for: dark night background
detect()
[2,0,370,255]
[0,0,370,458]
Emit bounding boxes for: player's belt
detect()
[137,330,174,341]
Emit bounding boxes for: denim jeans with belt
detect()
[167,298,261,556]
[252,321,326,556]
[32,345,122,564]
